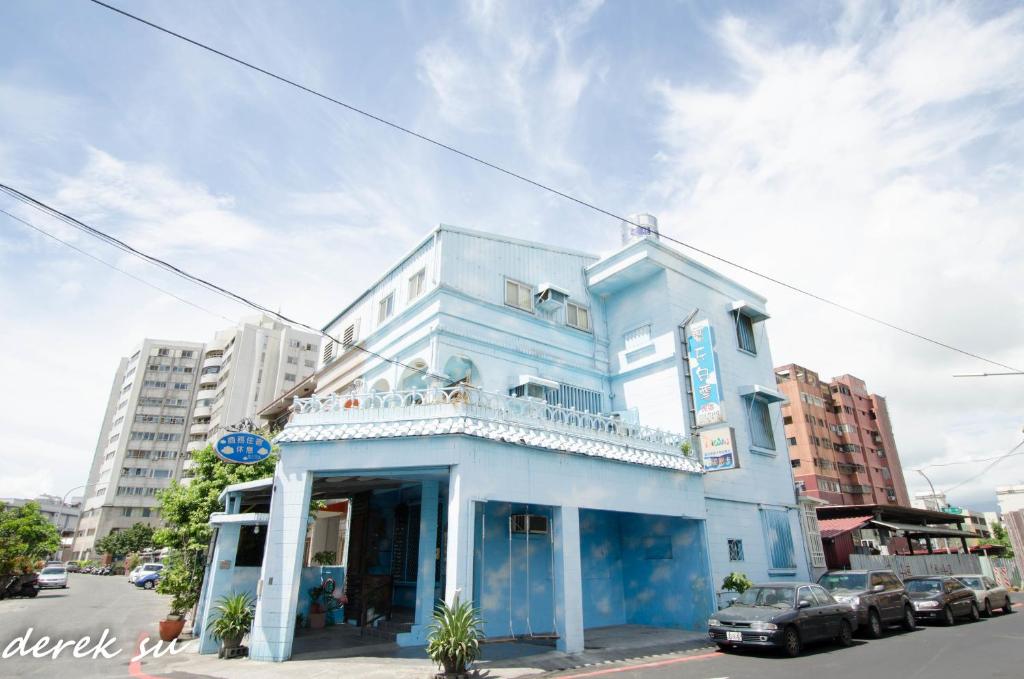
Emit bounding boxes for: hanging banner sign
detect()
[687,319,726,427]
[699,426,738,472]
[215,432,272,464]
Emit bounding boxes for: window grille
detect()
[734,311,757,353]
[545,383,603,413]
[761,509,797,569]
[747,397,776,449]
[728,538,745,561]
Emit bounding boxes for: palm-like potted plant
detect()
[307,585,327,629]
[425,598,484,678]
[208,592,255,656]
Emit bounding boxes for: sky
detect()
[1,0,1022,512]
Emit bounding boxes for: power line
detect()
[1,208,235,323]
[943,439,1024,495]
[85,0,1022,374]
[0,184,450,384]
[916,449,1024,469]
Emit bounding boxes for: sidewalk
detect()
[141,625,714,678]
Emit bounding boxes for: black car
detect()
[904,576,979,625]
[708,583,858,657]
[818,569,915,637]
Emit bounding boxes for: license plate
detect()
[726,631,743,642]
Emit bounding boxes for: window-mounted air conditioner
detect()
[511,375,559,400]
[535,283,569,312]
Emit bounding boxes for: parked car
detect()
[135,571,161,589]
[128,562,163,584]
[64,562,80,573]
[708,583,857,657]
[905,576,979,625]
[954,574,1012,617]
[45,560,63,567]
[818,569,915,637]
[37,566,69,589]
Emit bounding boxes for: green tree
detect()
[992,522,1015,558]
[95,522,156,559]
[0,501,62,574]
[154,442,278,616]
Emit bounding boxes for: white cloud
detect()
[652,2,1024,509]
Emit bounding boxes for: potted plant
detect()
[208,592,255,656]
[312,551,335,567]
[425,598,484,679]
[155,551,202,641]
[720,571,753,608]
[307,585,327,629]
[160,592,192,641]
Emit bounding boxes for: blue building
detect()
[197,216,809,661]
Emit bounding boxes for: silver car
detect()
[954,574,1012,617]
[37,566,68,589]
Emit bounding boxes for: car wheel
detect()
[143,580,155,590]
[716,643,732,652]
[969,601,980,622]
[1003,598,1013,614]
[983,599,992,617]
[902,606,916,632]
[783,627,801,657]
[943,605,956,626]
[867,609,884,638]
[838,619,854,647]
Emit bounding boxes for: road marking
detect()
[561,651,720,677]
[129,633,161,679]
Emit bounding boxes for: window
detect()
[180,350,193,358]
[121,507,133,517]
[624,325,652,351]
[378,292,394,322]
[787,437,797,445]
[510,514,549,535]
[304,359,315,368]
[342,322,359,347]
[761,508,797,570]
[152,469,171,479]
[141,508,152,518]
[504,279,533,312]
[783,415,793,425]
[728,539,744,561]
[235,525,267,567]
[810,585,833,606]
[734,311,757,354]
[408,268,426,300]
[791,459,800,468]
[545,383,603,413]
[566,302,591,331]
[747,397,776,450]
[288,339,301,349]
[157,348,170,357]
[286,355,298,365]
[284,372,297,381]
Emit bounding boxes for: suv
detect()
[128,562,163,584]
[818,569,915,637]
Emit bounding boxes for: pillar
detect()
[552,505,584,653]
[197,523,242,654]
[397,480,440,646]
[248,467,311,662]
[444,470,474,606]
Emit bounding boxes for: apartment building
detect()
[185,316,320,471]
[72,339,204,560]
[997,485,1024,514]
[71,317,320,560]
[775,363,910,506]
[0,494,82,560]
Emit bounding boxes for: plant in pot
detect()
[208,592,255,656]
[155,551,202,641]
[307,585,327,629]
[425,598,485,679]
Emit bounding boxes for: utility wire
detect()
[86,0,1022,374]
[916,449,1024,469]
[943,439,1024,494]
[1,208,235,323]
[0,184,450,384]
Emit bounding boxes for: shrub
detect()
[426,598,485,675]
[722,572,753,594]
[208,593,255,643]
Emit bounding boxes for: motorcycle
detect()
[0,573,40,599]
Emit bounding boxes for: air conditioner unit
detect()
[535,283,569,312]
[512,375,559,400]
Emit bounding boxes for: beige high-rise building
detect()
[71,316,320,560]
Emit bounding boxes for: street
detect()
[555,594,1024,679]
[0,572,173,678]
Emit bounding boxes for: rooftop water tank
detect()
[620,213,659,245]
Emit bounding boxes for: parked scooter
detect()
[0,573,40,599]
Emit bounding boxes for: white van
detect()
[128,562,163,584]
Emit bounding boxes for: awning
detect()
[819,515,873,539]
[731,300,770,323]
[870,520,978,539]
[737,384,787,404]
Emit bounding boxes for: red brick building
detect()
[775,364,910,507]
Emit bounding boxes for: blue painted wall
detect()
[579,509,713,631]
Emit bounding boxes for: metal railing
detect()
[289,384,698,463]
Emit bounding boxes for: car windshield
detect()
[733,587,794,609]
[906,579,942,593]
[957,577,983,589]
[41,567,65,574]
[143,565,161,571]
[818,573,867,592]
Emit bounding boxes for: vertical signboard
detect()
[687,319,725,427]
[699,426,738,471]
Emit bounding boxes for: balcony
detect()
[186,439,207,452]
[280,385,701,473]
[190,422,210,436]
[202,355,223,371]
[193,405,212,418]
[197,388,218,401]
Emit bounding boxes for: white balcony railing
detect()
[280,384,701,473]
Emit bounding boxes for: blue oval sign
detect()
[215,432,272,464]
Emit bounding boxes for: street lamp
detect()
[55,484,87,532]
[915,469,944,510]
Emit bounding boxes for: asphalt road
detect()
[557,593,1024,679]
[0,571,173,678]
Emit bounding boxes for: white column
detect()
[552,505,584,653]
[444,469,475,606]
[197,523,241,655]
[248,466,311,662]
[398,480,440,645]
